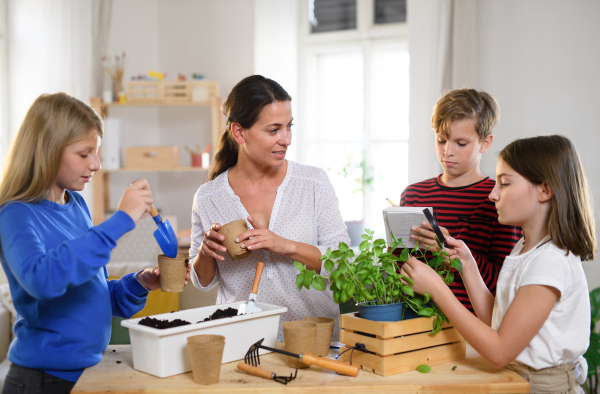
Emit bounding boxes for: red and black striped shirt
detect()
[400,176,522,313]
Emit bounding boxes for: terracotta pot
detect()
[157,253,189,293]
[302,317,335,356]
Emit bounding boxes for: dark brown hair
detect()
[431,88,499,141]
[500,135,596,261]
[208,75,291,181]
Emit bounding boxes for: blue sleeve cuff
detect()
[95,210,136,242]
[122,271,150,298]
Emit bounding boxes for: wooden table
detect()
[72,344,529,393]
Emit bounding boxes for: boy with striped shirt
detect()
[401,88,522,313]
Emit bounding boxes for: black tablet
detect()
[422,208,448,248]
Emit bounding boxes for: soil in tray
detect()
[137,307,239,329]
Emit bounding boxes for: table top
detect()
[72,344,529,393]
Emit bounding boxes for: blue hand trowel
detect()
[150,205,178,258]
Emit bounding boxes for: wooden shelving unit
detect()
[90,87,222,225]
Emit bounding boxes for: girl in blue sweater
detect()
[0,93,180,393]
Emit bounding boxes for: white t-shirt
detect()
[492,236,590,383]
[189,160,351,341]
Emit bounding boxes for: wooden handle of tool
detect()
[150,205,158,218]
[236,362,273,380]
[301,353,359,377]
[251,262,265,294]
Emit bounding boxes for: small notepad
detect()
[382,206,433,249]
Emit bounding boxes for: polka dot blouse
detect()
[189,160,350,341]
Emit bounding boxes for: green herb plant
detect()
[294,228,463,334]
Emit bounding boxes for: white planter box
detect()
[121,301,287,378]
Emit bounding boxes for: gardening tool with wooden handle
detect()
[237,262,264,315]
[244,338,359,377]
[236,362,297,385]
[150,205,178,258]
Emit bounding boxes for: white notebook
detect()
[382,206,433,249]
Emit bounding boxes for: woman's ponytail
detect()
[209,126,238,181]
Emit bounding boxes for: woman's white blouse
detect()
[189,160,350,341]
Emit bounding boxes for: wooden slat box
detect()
[339,312,466,376]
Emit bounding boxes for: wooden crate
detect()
[125,146,180,169]
[126,81,162,104]
[339,312,466,376]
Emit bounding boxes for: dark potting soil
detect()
[137,307,239,329]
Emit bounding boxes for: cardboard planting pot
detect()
[217,219,252,261]
[282,321,317,368]
[302,317,335,357]
[187,334,225,385]
[157,253,189,293]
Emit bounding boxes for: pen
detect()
[386,198,396,206]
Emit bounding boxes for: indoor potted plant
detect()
[294,229,462,334]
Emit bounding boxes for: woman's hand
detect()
[236,216,294,256]
[200,223,227,262]
[410,221,451,253]
[117,179,154,224]
[400,256,447,297]
[137,263,192,291]
[445,236,477,275]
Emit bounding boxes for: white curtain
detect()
[407,0,478,184]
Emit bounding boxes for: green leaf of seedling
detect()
[361,234,370,240]
[318,255,327,261]
[326,247,332,258]
[418,307,434,317]
[385,266,396,276]
[445,272,454,285]
[304,270,315,289]
[294,261,305,272]
[373,239,386,247]
[401,285,414,297]
[359,240,370,251]
[428,256,442,270]
[451,258,463,274]
[312,275,326,291]
[416,364,434,373]
[296,273,304,290]
[339,242,349,251]
[366,229,374,236]
[452,366,457,371]
[400,247,409,261]
[324,259,334,272]
[401,276,414,286]
[424,292,431,303]
[330,250,342,259]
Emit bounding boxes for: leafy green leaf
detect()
[428,256,442,270]
[451,258,463,274]
[359,240,370,251]
[296,273,304,290]
[452,366,457,371]
[416,364,433,373]
[339,242,349,251]
[294,261,305,271]
[424,293,431,303]
[326,247,332,257]
[400,248,409,261]
[324,259,334,272]
[312,275,326,291]
[418,307,434,317]
[445,272,454,285]
[361,234,370,240]
[304,270,315,289]
[401,285,414,297]
[331,250,342,259]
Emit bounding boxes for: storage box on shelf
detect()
[89,81,222,226]
[121,301,288,378]
[339,312,466,376]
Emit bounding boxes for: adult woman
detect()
[190,75,349,340]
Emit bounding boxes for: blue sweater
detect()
[0,191,148,382]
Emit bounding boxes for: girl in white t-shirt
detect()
[401,135,595,394]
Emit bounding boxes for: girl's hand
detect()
[200,223,227,262]
[236,216,293,256]
[410,221,451,253]
[445,236,477,275]
[137,263,192,291]
[117,179,154,224]
[400,256,446,297]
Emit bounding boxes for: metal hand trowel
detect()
[150,205,178,258]
[238,261,265,315]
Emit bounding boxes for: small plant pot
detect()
[282,321,317,368]
[301,317,335,357]
[157,254,189,293]
[187,334,225,385]
[357,302,403,322]
[217,219,252,261]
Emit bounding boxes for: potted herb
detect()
[294,229,463,334]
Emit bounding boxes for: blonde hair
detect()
[500,135,596,261]
[0,93,103,208]
[431,88,499,141]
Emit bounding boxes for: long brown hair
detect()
[500,135,596,261]
[0,93,104,208]
[209,75,291,180]
[431,88,499,141]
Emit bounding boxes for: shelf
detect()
[102,167,208,173]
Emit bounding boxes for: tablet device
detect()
[422,208,448,248]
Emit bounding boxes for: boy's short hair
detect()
[431,88,499,141]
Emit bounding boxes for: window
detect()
[298,0,408,241]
